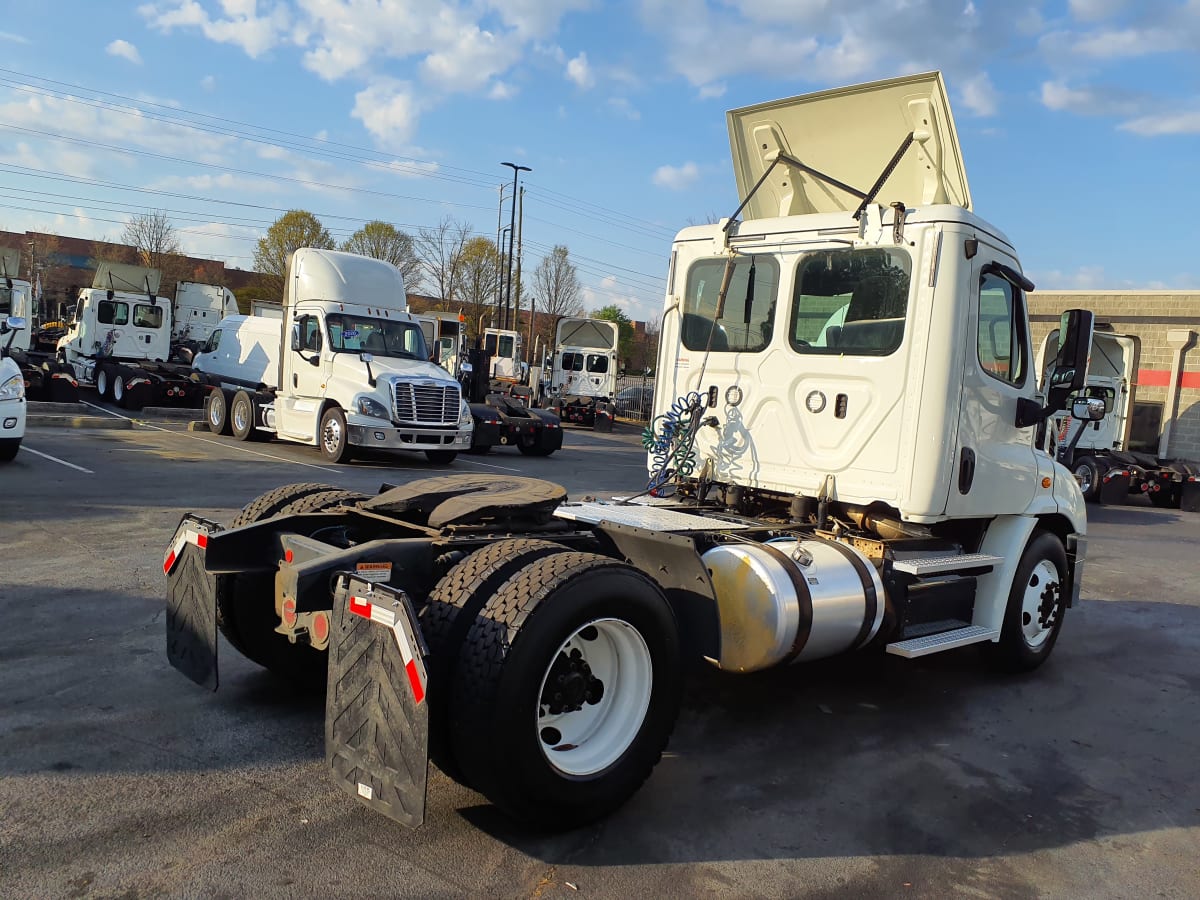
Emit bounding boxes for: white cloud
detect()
[1067,0,1128,22]
[139,0,290,58]
[106,39,143,65]
[960,72,998,117]
[149,172,284,194]
[1040,80,1144,117]
[652,161,700,191]
[1119,111,1200,137]
[607,97,640,120]
[352,79,421,146]
[698,83,726,100]
[257,144,290,160]
[566,52,594,89]
[489,81,517,100]
[200,74,216,91]
[365,158,442,179]
[0,31,30,44]
[421,25,521,92]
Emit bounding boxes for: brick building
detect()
[1029,291,1200,460]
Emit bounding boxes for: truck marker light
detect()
[347,595,426,704]
[284,549,294,563]
[313,613,329,643]
[282,598,297,627]
[1041,477,1052,488]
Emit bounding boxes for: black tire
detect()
[981,530,1068,673]
[449,551,682,829]
[230,390,256,442]
[0,439,18,462]
[518,442,555,457]
[217,487,367,685]
[206,389,231,435]
[1072,456,1103,502]
[425,449,457,465]
[217,482,344,658]
[94,363,112,401]
[421,539,572,785]
[319,406,353,463]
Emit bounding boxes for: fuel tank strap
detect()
[756,540,814,664]
[812,537,878,649]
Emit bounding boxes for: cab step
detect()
[891,553,1002,576]
[885,624,999,658]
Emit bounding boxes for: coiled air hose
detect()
[642,391,704,492]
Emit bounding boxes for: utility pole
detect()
[500,162,530,331]
[514,185,526,349]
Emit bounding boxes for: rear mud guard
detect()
[164,515,224,690]
[326,574,430,828]
[1098,469,1131,505]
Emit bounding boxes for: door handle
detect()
[958,447,975,495]
[293,372,298,388]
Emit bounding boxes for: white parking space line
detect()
[20,446,95,474]
[82,400,341,475]
[458,458,521,473]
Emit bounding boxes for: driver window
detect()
[978,272,1027,386]
[302,316,323,352]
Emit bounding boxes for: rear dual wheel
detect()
[438,549,682,829]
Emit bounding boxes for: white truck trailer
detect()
[548,317,619,430]
[165,72,1099,831]
[191,248,472,464]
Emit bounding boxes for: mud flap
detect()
[593,404,614,432]
[164,515,223,690]
[1098,469,1131,505]
[326,575,430,828]
[1181,476,1200,513]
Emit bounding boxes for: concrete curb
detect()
[138,406,205,419]
[27,401,89,415]
[27,415,133,430]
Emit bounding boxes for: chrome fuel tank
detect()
[701,538,885,672]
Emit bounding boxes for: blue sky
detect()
[1,1,1198,324]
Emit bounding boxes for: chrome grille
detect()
[392,380,460,426]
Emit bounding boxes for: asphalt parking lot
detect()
[2,413,1199,898]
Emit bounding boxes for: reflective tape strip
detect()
[348,595,425,704]
[163,528,208,575]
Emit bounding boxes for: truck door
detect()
[943,260,1039,516]
[277,312,328,441]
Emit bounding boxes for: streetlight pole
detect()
[501,161,530,330]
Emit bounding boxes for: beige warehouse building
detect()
[1029,291,1200,461]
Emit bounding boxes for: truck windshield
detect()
[326,315,428,360]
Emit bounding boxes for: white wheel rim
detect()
[323,416,341,454]
[97,370,107,394]
[233,401,248,432]
[1020,559,1061,649]
[535,617,653,777]
[1074,463,1093,493]
[114,377,124,401]
[209,395,222,426]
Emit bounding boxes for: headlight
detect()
[0,374,24,401]
[459,399,473,427]
[357,396,389,419]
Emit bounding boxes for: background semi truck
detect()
[1044,327,1200,507]
[56,263,233,409]
[166,72,1098,831]
[192,248,472,464]
[548,317,618,431]
[0,315,26,462]
[0,248,78,402]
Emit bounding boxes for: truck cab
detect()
[548,318,619,430]
[482,328,524,382]
[172,282,239,358]
[269,249,472,464]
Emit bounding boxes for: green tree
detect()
[254,210,335,301]
[593,303,635,366]
[456,236,502,338]
[342,220,423,293]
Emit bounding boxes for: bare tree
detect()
[455,237,502,338]
[254,209,335,301]
[121,210,192,293]
[342,220,424,293]
[532,245,583,321]
[414,216,473,305]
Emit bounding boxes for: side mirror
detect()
[290,323,301,351]
[1072,396,1106,421]
[1045,309,1094,412]
[1,316,25,333]
[360,352,374,363]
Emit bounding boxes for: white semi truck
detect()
[165,72,1099,831]
[56,263,228,409]
[191,248,472,465]
[0,315,27,462]
[548,317,618,431]
[171,281,239,361]
[1044,328,1200,507]
[0,248,78,402]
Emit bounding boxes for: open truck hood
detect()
[727,71,971,220]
